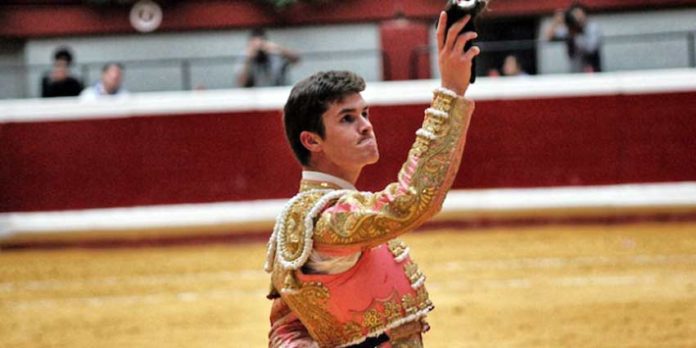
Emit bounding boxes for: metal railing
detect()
[409,30,696,79]
[0,48,389,99]
[1,30,695,99]
[603,30,696,68]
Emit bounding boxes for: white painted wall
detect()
[0,40,27,99]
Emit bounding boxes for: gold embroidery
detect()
[383,298,403,323]
[391,336,424,348]
[278,191,331,266]
[404,261,424,285]
[387,239,408,259]
[300,180,342,191]
[268,90,469,347]
[432,92,454,112]
[284,214,300,254]
[282,273,301,292]
[422,112,448,138]
[415,286,432,311]
[277,276,431,347]
[343,321,363,343]
[363,308,384,332]
[402,294,417,316]
[411,137,430,157]
[280,281,351,347]
[313,95,472,248]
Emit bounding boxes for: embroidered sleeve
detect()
[313,88,475,250]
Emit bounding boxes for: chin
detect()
[358,154,379,167]
[367,152,380,165]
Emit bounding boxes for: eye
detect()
[340,115,355,123]
[361,111,369,119]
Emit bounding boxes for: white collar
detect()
[302,171,356,190]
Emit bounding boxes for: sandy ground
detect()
[2,222,696,347]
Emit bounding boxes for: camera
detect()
[564,9,582,32]
[443,0,488,83]
[563,4,588,33]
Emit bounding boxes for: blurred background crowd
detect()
[2,3,696,347]
[0,0,695,100]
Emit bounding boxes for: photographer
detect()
[544,3,602,73]
[236,28,300,88]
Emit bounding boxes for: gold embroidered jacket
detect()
[265,88,475,347]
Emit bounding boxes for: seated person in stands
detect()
[80,63,129,100]
[501,54,528,77]
[41,47,84,98]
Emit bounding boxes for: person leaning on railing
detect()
[543,3,602,73]
[236,28,301,88]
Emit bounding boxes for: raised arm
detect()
[544,10,568,41]
[312,12,479,251]
[266,41,301,64]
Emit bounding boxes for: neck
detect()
[303,162,361,186]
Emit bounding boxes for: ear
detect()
[299,131,322,153]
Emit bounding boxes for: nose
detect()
[358,116,373,135]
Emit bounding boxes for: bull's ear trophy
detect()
[442,0,489,83]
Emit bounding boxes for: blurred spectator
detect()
[236,28,300,88]
[501,55,528,77]
[80,63,129,100]
[41,46,84,98]
[544,3,602,73]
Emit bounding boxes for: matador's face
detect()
[314,93,380,171]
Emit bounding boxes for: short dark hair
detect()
[283,71,366,166]
[53,47,74,65]
[565,3,587,31]
[250,28,267,39]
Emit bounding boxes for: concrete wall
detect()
[0,40,27,99]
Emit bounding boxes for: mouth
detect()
[358,136,375,145]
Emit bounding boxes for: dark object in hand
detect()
[443,0,488,83]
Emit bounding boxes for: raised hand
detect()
[436,11,481,96]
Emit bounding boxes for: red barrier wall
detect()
[2,90,696,212]
[0,111,299,212]
[380,18,431,80]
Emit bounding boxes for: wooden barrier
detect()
[2,70,696,213]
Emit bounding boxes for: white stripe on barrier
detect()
[1,69,696,123]
[1,182,695,238]
[442,181,696,211]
